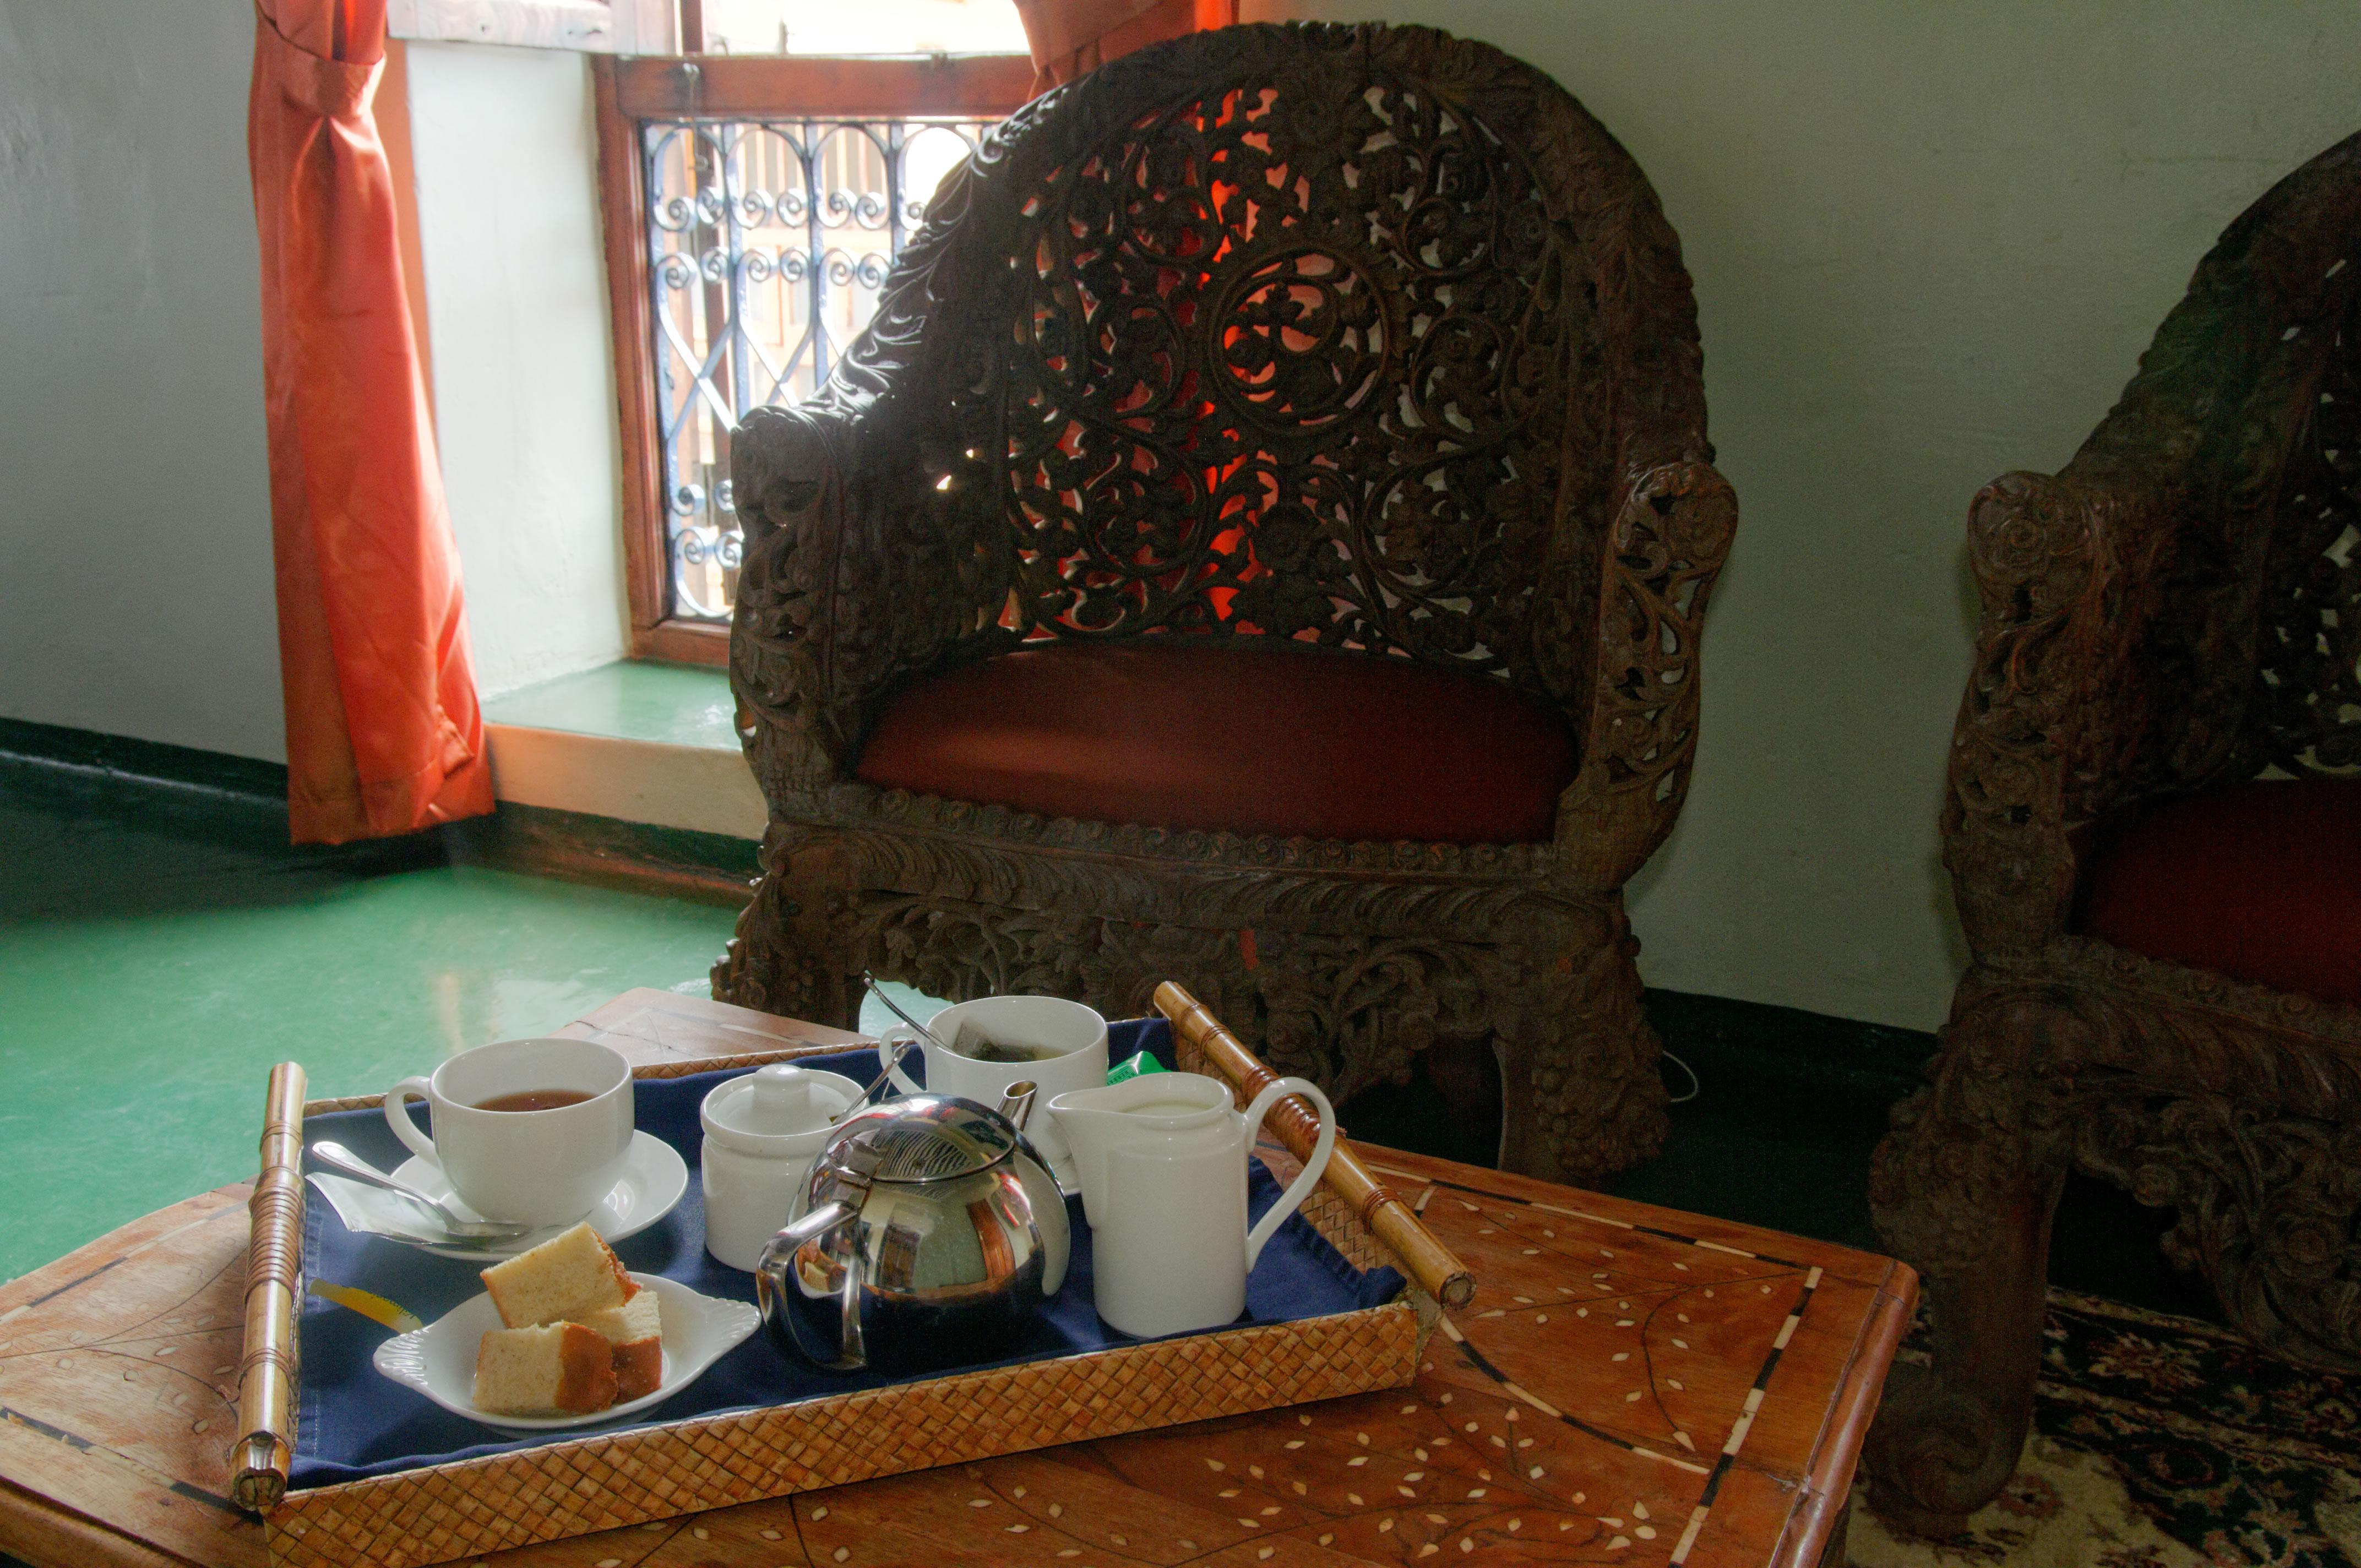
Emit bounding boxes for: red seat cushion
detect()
[2072,777,2361,1005]
[853,641,1579,845]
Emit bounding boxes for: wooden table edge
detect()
[1770,1259,1920,1568]
[0,1473,206,1568]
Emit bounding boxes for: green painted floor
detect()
[0,759,746,1284]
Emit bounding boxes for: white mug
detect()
[878,995,1109,1168]
[1048,1071,1337,1339]
[384,1038,635,1224]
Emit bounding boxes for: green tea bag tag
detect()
[1105,1051,1169,1086]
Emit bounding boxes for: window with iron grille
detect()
[596,55,1034,664]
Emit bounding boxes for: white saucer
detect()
[391,1131,688,1261]
[373,1272,758,1431]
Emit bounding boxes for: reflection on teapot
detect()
[754,1082,1069,1375]
[1048,1071,1337,1338]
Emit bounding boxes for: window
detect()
[595,12,1033,663]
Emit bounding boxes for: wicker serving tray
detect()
[233,985,1470,1568]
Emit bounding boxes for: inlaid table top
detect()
[0,989,1914,1568]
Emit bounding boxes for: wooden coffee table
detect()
[0,989,1914,1568]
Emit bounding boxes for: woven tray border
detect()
[265,1300,1417,1568]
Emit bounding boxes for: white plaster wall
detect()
[404,42,630,698]
[0,0,286,761]
[0,12,628,763]
[1245,0,2361,1029]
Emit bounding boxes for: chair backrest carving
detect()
[2244,276,2361,778]
[770,21,1705,721]
[2068,132,2361,788]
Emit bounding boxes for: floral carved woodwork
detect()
[1868,132,2361,1536]
[713,21,1733,1184]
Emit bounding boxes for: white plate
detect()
[390,1131,689,1261]
[372,1272,760,1432]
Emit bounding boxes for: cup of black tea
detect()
[380,1038,635,1223]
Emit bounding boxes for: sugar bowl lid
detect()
[702,1064,862,1156]
[819,1095,1019,1184]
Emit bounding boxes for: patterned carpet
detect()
[1853,1291,2360,1568]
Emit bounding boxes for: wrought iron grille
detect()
[644,115,997,622]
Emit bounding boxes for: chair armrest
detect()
[729,404,855,794]
[728,403,998,796]
[1943,470,2166,956]
[1554,458,1738,891]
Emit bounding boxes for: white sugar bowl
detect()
[700,1064,863,1271]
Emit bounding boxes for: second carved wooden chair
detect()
[1869,132,2361,1533]
[711,20,1736,1183]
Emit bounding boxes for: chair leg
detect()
[1496,899,1668,1186]
[1864,989,2067,1537]
[710,836,864,1030]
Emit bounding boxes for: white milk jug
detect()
[1047,1071,1337,1338]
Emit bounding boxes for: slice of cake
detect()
[579,1291,664,1401]
[473,1322,618,1415]
[480,1221,636,1329]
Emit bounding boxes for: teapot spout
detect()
[995,1080,1040,1133]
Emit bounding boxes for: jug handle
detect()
[1241,1076,1337,1270]
[755,1200,868,1371]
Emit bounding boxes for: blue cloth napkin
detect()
[290,1016,1401,1488]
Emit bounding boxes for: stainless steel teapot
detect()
[754,1083,1070,1374]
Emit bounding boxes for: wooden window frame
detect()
[594,53,1036,667]
[391,0,676,52]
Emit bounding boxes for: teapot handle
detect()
[1240,1076,1337,1270]
[755,1200,869,1371]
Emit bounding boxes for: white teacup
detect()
[879,996,1109,1168]
[384,1038,635,1224]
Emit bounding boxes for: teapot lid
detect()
[822,1095,1018,1183]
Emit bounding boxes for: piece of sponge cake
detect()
[473,1322,618,1415]
[480,1222,636,1329]
[579,1291,664,1401]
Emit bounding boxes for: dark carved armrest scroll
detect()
[730,404,859,798]
[1554,459,1737,891]
[731,394,1014,803]
[1943,471,2172,958]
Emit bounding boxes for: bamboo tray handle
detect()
[233,1060,307,1512]
[1154,983,1475,1310]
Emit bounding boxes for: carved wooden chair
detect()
[710,21,1736,1184]
[1868,132,2361,1533]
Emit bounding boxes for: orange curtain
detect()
[247,0,492,844]
[1011,0,1237,93]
